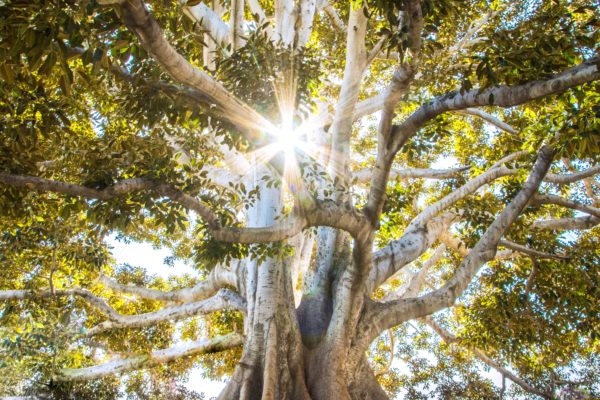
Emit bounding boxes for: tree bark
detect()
[216,167,388,399]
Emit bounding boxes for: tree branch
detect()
[229,0,245,50]
[381,244,446,302]
[409,165,515,228]
[0,172,368,242]
[365,158,525,291]
[360,146,554,344]
[490,150,529,169]
[353,166,470,184]
[67,46,221,114]
[544,165,600,184]
[354,93,386,120]
[182,1,231,47]
[274,0,296,45]
[498,240,569,260]
[376,0,423,139]
[0,288,119,320]
[112,0,274,139]
[366,34,391,66]
[297,0,318,48]
[55,333,243,381]
[0,172,221,227]
[441,231,514,260]
[532,215,600,230]
[98,262,240,303]
[364,0,425,226]
[83,289,245,337]
[424,317,552,399]
[454,108,518,135]
[364,57,598,229]
[367,213,454,293]
[389,57,600,154]
[247,0,268,25]
[562,158,599,206]
[320,1,346,33]
[327,2,368,185]
[532,193,600,218]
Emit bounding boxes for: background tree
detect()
[0,0,599,399]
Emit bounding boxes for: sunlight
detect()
[269,114,303,157]
[241,73,338,205]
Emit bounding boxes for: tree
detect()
[0,0,599,398]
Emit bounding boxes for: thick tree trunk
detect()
[215,167,387,400]
[217,233,384,397]
[217,256,311,400]
[218,170,312,400]
[218,286,390,400]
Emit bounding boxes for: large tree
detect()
[0,0,599,398]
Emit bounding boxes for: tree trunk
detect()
[217,278,390,400]
[215,169,388,400]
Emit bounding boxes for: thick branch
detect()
[327,3,368,185]
[367,213,454,293]
[368,162,519,293]
[55,333,243,381]
[320,1,346,33]
[0,172,220,226]
[532,215,600,230]
[360,146,553,344]
[83,289,245,337]
[364,0,425,225]
[366,57,598,231]
[113,0,273,137]
[297,0,317,48]
[544,165,600,184]
[354,93,386,120]
[183,1,231,46]
[274,0,296,45]
[0,288,118,319]
[390,57,600,154]
[230,0,245,50]
[0,172,367,242]
[98,263,239,303]
[374,0,423,141]
[247,0,268,23]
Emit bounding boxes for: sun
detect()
[270,114,304,159]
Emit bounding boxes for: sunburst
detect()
[238,65,353,209]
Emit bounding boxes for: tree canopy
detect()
[0,0,599,399]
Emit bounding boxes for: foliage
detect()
[0,0,599,398]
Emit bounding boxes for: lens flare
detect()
[241,66,338,206]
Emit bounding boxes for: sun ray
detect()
[235,54,350,205]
